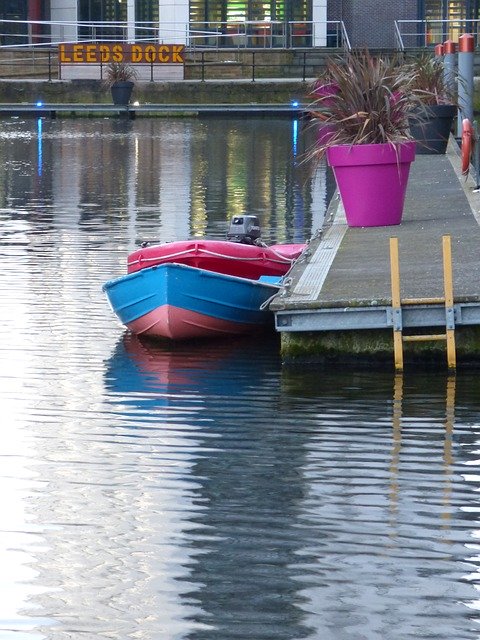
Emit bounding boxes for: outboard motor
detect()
[226,215,261,244]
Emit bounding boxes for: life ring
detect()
[462,118,474,176]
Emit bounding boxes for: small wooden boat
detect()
[103,262,283,340]
[103,215,306,341]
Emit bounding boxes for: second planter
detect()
[409,104,457,155]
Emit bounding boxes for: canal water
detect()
[1,116,480,640]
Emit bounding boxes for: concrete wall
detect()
[159,0,189,44]
[50,0,77,43]
[329,0,417,48]
[0,79,308,106]
[313,0,328,47]
[60,64,184,81]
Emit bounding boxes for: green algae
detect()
[280,326,480,368]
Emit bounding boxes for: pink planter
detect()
[312,82,339,107]
[317,123,336,145]
[326,142,416,227]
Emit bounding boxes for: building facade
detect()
[1,0,479,48]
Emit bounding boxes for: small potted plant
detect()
[102,61,137,106]
[307,50,421,228]
[406,53,458,154]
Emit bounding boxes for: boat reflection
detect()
[104,333,317,639]
[106,331,282,394]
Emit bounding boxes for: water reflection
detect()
[102,338,480,639]
[0,116,329,250]
[2,116,480,639]
[281,368,480,639]
[4,327,480,639]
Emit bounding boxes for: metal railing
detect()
[0,18,350,51]
[395,19,480,50]
[187,20,350,50]
[187,51,332,82]
[0,49,57,80]
[0,48,339,82]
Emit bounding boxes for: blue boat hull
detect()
[103,262,281,340]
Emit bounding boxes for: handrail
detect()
[395,19,480,49]
[0,18,349,50]
[393,21,404,52]
[340,22,351,51]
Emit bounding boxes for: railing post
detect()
[443,40,457,100]
[302,51,306,82]
[252,51,255,82]
[48,50,52,82]
[201,50,205,82]
[457,33,475,134]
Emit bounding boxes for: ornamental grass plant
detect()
[404,53,458,154]
[405,52,456,106]
[307,50,424,164]
[102,61,137,89]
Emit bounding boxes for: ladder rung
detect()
[403,334,447,342]
[401,297,445,305]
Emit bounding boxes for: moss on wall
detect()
[280,326,480,369]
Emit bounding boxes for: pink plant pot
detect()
[312,82,339,108]
[317,123,336,145]
[326,142,416,227]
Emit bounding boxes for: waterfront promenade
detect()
[271,140,480,367]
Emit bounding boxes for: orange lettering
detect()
[131,45,142,63]
[100,45,110,62]
[112,45,123,62]
[59,44,72,63]
[85,44,97,63]
[145,45,156,63]
[158,45,169,63]
[73,44,84,63]
[172,45,184,63]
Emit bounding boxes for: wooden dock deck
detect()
[271,140,480,366]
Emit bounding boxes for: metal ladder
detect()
[389,235,456,372]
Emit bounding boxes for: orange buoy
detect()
[462,118,474,175]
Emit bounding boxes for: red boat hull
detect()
[127,303,259,340]
[127,240,306,279]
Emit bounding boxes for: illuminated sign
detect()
[59,43,185,64]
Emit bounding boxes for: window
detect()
[78,0,127,39]
[0,0,28,45]
[190,1,311,23]
[189,0,311,46]
[135,0,159,41]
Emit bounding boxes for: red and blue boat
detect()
[103,216,306,341]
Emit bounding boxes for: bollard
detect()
[457,33,475,136]
[434,44,444,57]
[443,40,457,107]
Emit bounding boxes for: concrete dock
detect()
[271,140,480,368]
[0,101,305,118]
